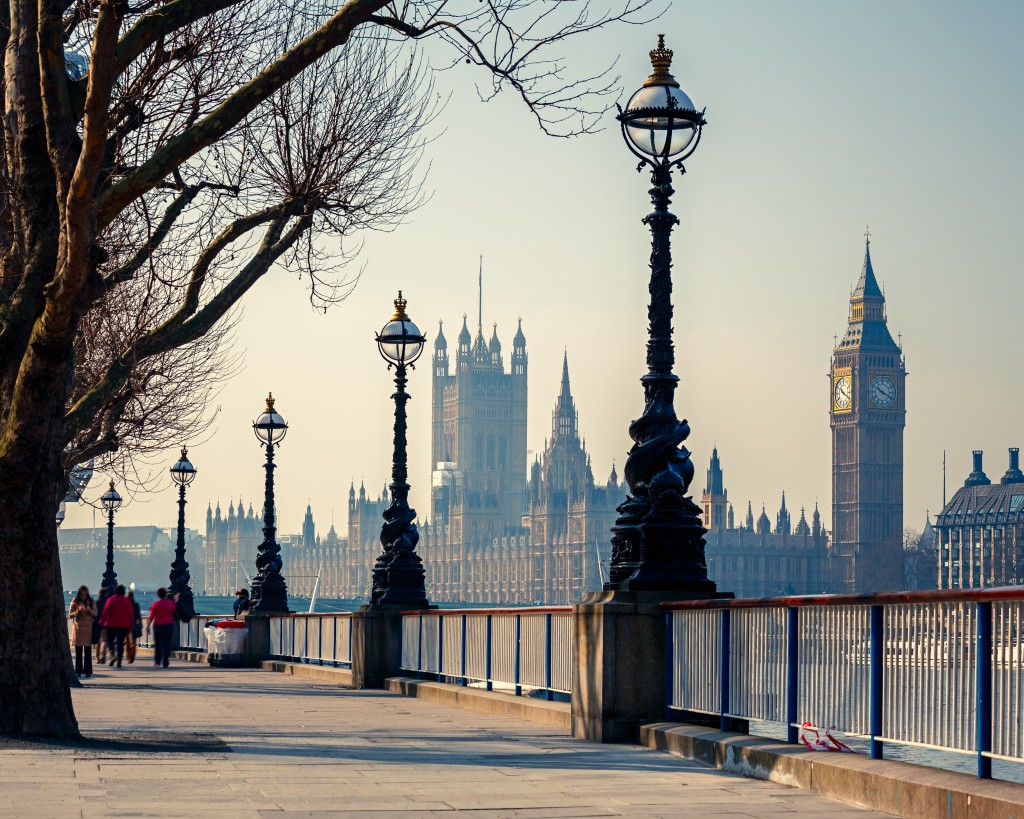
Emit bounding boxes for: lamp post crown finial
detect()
[392,290,409,321]
[181,445,188,458]
[108,479,115,491]
[265,392,275,412]
[645,34,679,88]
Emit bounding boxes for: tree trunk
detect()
[0,247,81,736]
[0,393,79,737]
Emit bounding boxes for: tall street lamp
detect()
[370,292,428,606]
[605,36,718,594]
[169,446,197,618]
[99,481,122,595]
[251,393,289,612]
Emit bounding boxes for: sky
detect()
[65,1,1024,543]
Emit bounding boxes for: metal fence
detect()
[400,608,572,699]
[664,588,1024,780]
[266,613,353,667]
[176,614,228,651]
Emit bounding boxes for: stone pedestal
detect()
[350,604,424,689]
[242,613,270,659]
[572,589,726,744]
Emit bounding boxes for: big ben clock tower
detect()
[830,232,906,592]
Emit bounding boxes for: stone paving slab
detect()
[0,663,891,818]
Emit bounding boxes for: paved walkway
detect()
[2,663,890,818]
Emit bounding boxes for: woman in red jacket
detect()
[99,585,134,668]
[148,588,178,668]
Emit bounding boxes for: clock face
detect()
[834,376,852,410]
[870,375,897,408]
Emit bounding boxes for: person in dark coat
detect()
[99,585,134,668]
[233,588,251,617]
[93,588,110,664]
[125,590,143,664]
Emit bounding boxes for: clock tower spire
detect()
[830,232,906,592]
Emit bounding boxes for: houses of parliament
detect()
[204,237,919,603]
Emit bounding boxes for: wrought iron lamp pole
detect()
[168,446,197,618]
[251,393,290,612]
[370,292,428,607]
[606,36,717,593]
[99,481,122,595]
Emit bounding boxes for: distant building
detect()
[288,507,346,600]
[935,449,1024,589]
[700,448,833,597]
[212,241,927,601]
[344,340,617,604]
[204,500,261,595]
[423,315,529,600]
[830,235,907,592]
[58,525,174,589]
[902,512,938,590]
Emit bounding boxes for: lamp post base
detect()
[369,551,428,608]
[250,577,290,614]
[606,495,718,593]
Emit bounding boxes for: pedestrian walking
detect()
[148,587,177,668]
[233,588,251,617]
[99,585,134,668]
[94,587,110,664]
[68,586,97,677]
[126,590,143,664]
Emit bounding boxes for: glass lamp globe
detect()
[377,291,426,366]
[169,446,197,486]
[100,481,122,512]
[619,35,705,162]
[253,393,288,446]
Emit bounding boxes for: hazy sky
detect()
[66,2,1024,546]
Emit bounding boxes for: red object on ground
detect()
[798,722,860,753]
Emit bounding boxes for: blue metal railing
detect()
[399,607,572,699]
[266,613,353,667]
[663,588,1024,781]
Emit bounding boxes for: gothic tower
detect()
[301,503,315,547]
[830,233,906,591]
[430,301,528,560]
[702,447,728,533]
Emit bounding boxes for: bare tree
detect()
[66,32,436,485]
[0,0,654,737]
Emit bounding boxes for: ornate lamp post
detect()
[605,36,717,593]
[251,394,290,612]
[168,446,197,618]
[370,292,428,607]
[99,481,122,594]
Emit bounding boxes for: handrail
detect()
[401,606,572,616]
[662,587,1024,611]
[264,611,354,618]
